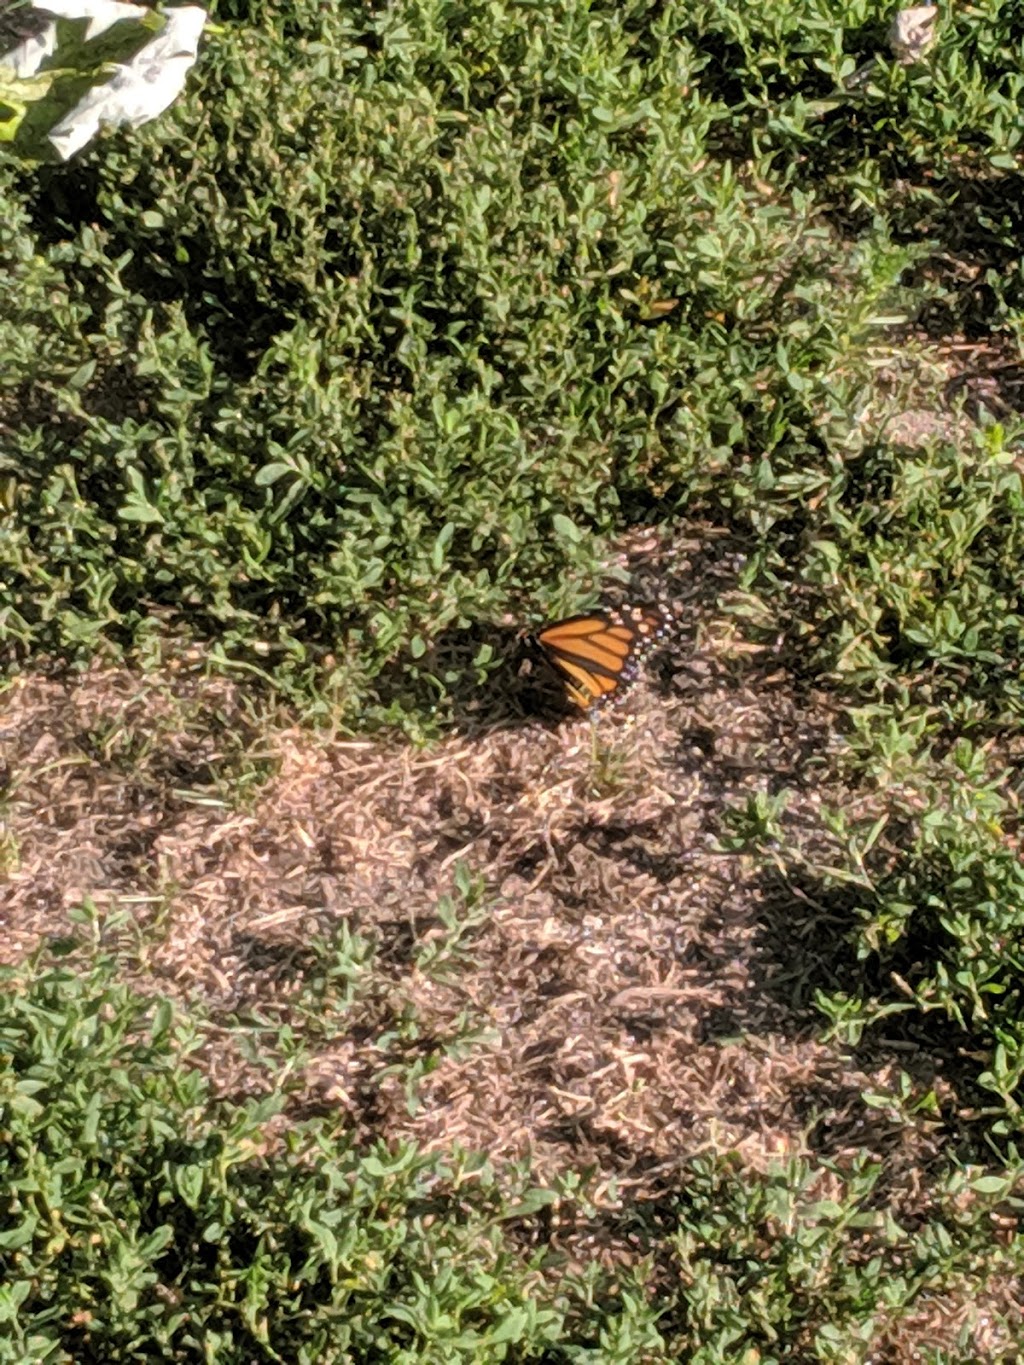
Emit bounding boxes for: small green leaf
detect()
[68,359,97,390]
[970,1175,1010,1195]
[551,513,581,544]
[488,1308,529,1344]
[431,522,455,570]
[255,461,294,487]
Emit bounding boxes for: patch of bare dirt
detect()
[3,526,1015,1358]
[878,329,1024,450]
[873,1274,1023,1365]
[0,529,942,1190]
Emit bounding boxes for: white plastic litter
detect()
[0,0,206,159]
[889,6,938,65]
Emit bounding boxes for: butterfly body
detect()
[536,604,669,710]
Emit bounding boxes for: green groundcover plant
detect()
[2,939,1022,1364]
[728,724,1024,1133]
[5,4,1024,1355]
[2,0,1023,726]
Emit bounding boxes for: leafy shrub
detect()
[4,2,1024,727]
[0,947,572,1362]
[651,1152,1023,1365]
[0,0,962,723]
[2,938,1020,1363]
[734,730,1024,1133]
[761,419,1024,725]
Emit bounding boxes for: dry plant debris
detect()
[0,534,928,1187]
[1,530,1016,1359]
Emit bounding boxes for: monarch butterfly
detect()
[536,604,670,711]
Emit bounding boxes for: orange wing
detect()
[537,605,667,710]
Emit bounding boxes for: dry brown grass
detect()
[0,532,918,1175]
[0,526,1015,1360]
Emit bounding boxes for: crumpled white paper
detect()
[1,0,206,159]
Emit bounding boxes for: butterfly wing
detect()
[537,605,667,710]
